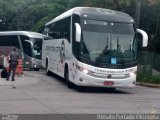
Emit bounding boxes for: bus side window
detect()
[58,17,71,42]
[64,17,71,42]
[0,35,20,49]
[48,17,71,42]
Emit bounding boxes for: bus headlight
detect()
[82,69,89,74]
[76,65,89,74]
[129,72,136,77]
[34,64,37,68]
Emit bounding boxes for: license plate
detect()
[104,81,114,86]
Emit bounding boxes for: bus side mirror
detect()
[136,29,148,47]
[75,23,81,42]
[25,40,33,47]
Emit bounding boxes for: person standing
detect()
[6,47,19,81]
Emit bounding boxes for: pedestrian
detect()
[6,47,19,81]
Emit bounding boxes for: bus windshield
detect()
[30,38,42,59]
[81,19,136,65]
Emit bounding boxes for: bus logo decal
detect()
[60,40,65,63]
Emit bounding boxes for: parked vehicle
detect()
[0,31,44,70]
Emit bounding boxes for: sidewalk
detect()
[0,72,54,114]
[0,72,40,89]
[0,74,27,90]
[136,82,160,88]
[0,78,16,88]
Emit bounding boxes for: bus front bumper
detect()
[74,71,136,88]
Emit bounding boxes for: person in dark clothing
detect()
[6,47,19,81]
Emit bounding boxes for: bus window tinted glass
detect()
[20,35,32,57]
[47,17,71,42]
[81,19,136,65]
[0,35,20,48]
[30,38,42,59]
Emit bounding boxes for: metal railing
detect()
[137,51,160,75]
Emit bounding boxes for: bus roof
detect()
[0,31,44,39]
[46,7,134,26]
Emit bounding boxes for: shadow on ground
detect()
[44,71,131,94]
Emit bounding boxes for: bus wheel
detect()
[65,68,74,88]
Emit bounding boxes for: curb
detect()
[136,82,160,88]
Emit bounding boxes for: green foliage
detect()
[25,3,65,32]
[0,0,66,31]
[137,73,160,84]
[0,0,160,40]
[31,16,51,32]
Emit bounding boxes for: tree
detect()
[134,0,141,27]
[0,0,159,37]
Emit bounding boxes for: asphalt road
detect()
[0,69,160,116]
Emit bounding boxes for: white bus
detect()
[42,7,148,88]
[0,31,44,70]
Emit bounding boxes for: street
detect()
[0,69,160,115]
